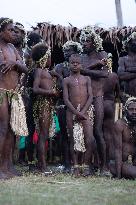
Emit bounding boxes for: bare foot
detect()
[100,169,111,177]
[82,166,91,177]
[8,165,22,177]
[0,170,10,180]
[73,166,80,178]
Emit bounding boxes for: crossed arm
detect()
[118,57,136,81]
[0,44,28,74]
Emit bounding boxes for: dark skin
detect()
[0,22,27,179]
[55,47,77,171]
[63,55,95,176]
[80,36,108,173]
[13,27,25,58]
[33,56,59,172]
[110,102,136,179]
[12,26,27,165]
[55,47,77,89]
[118,39,136,96]
[103,72,120,167]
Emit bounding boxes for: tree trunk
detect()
[115,0,123,27]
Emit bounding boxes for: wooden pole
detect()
[115,0,123,27]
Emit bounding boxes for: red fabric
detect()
[33,130,48,150]
[45,140,48,150]
[33,131,38,144]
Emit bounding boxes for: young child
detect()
[63,54,95,176]
[32,43,60,172]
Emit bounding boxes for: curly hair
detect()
[0,17,13,32]
[27,32,42,48]
[32,42,49,62]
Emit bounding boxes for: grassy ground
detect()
[0,171,136,205]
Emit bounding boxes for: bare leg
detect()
[66,110,79,176]
[0,94,10,179]
[37,108,51,172]
[4,129,22,176]
[122,163,136,179]
[57,107,71,170]
[82,118,95,176]
[103,100,115,168]
[93,97,106,173]
[109,161,136,179]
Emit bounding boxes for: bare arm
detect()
[54,64,64,89]
[81,77,93,114]
[115,75,121,100]
[33,69,55,96]
[114,120,123,179]
[63,78,80,115]
[55,64,63,77]
[0,45,28,74]
[81,68,108,78]
[63,78,86,121]
[86,60,104,70]
[85,51,108,70]
[14,46,28,74]
[118,57,136,81]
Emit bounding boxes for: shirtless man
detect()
[55,41,83,172]
[103,70,120,167]
[0,18,28,179]
[110,98,136,179]
[32,43,60,172]
[12,22,27,165]
[80,26,108,174]
[118,32,136,98]
[63,54,95,176]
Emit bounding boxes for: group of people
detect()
[0,17,136,180]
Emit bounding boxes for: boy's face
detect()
[69,56,81,73]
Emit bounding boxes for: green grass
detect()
[0,173,136,205]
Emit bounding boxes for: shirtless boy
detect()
[32,43,60,172]
[63,54,95,176]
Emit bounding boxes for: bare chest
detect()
[40,70,55,88]
[123,125,136,144]
[82,53,102,67]
[68,76,87,88]
[125,57,136,71]
[0,45,16,62]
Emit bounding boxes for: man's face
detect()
[69,56,81,73]
[81,37,95,54]
[128,39,136,53]
[126,102,136,123]
[14,27,25,45]
[1,23,16,43]
[63,47,76,61]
